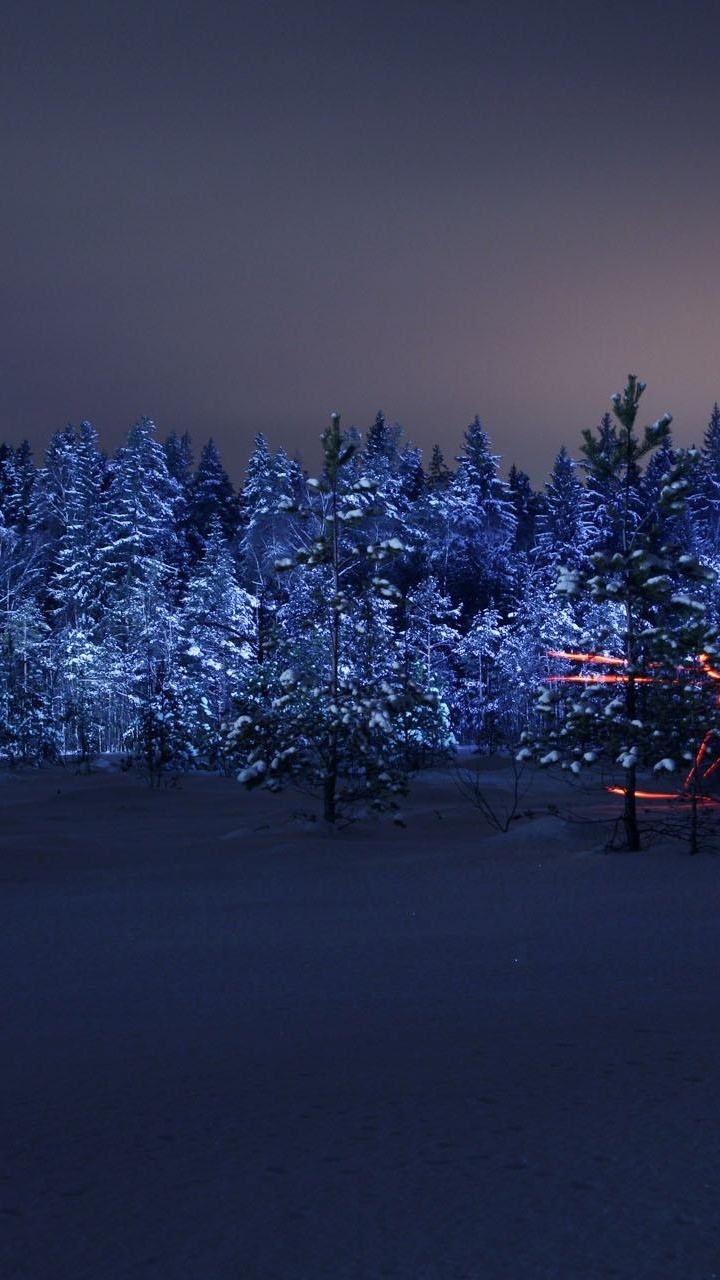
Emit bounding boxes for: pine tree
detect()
[239,434,305,661]
[99,418,186,762]
[364,411,401,466]
[0,441,38,537]
[446,416,517,615]
[186,438,240,561]
[180,517,257,767]
[163,430,194,578]
[227,414,445,822]
[34,422,108,627]
[427,444,452,488]
[103,417,183,587]
[0,596,56,762]
[164,430,194,487]
[536,446,594,569]
[527,377,716,850]
[507,464,539,553]
[240,436,303,573]
[694,403,720,553]
[27,422,109,763]
[397,444,425,504]
[455,607,504,748]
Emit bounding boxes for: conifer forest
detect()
[3,378,720,821]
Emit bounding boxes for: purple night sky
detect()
[2,0,720,484]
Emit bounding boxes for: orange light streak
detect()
[546,674,653,684]
[605,785,720,803]
[684,730,720,790]
[698,653,720,680]
[547,647,720,803]
[606,786,675,798]
[547,650,626,665]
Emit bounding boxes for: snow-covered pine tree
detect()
[37,422,108,629]
[414,421,515,622]
[447,417,517,616]
[227,413,446,823]
[0,595,56,762]
[507,464,539,554]
[30,422,109,763]
[427,444,451,488]
[186,438,241,563]
[496,574,582,747]
[100,418,188,768]
[397,443,426,505]
[454,607,504,748]
[57,624,106,766]
[239,434,305,660]
[179,516,257,768]
[580,411,636,557]
[164,430,194,488]
[0,440,59,761]
[363,411,402,467]
[535,445,594,570]
[163,430,194,580]
[525,377,716,850]
[0,441,38,537]
[693,403,720,557]
[402,576,461,697]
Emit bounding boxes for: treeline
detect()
[1,393,720,791]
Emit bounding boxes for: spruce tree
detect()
[427,444,451,488]
[536,446,594,569]
[186,438,240,561]
[695,403,720,553]
[507,464,539,553]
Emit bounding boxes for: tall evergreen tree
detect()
[424,419,516,617]
[180,517,258,766]
[186,438,240,561]
[0,441,38,537]
[528,377,715,850]
[99,418,185,759]
[694,403,720,554]
[364,411,402,466]
[427,444,451,488]
[228,414,447,822]
[33,422,108,626]
[507,464,539,554]
[536,446,594,569]
[164,430,194,487]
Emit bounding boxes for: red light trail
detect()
[545,673,653,684]
[605,785,719,803]
[547,650,626,666]
[545,649,720,803]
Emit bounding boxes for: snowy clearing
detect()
[1,761,719,1279]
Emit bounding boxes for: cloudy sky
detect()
[2,0,720,484]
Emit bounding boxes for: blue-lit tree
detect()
[30,422,109,762]
[100,418,187,771]
[535,445,594,570]
[179,517,257,768]
[186,437,241,563]
[227,414,449,822]
[525,378,717,850]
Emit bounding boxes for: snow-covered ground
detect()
[1,760,719,1279]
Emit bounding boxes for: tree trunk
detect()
[323,730,338,824]
[623,763,641,851]
[687,764,700,856]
